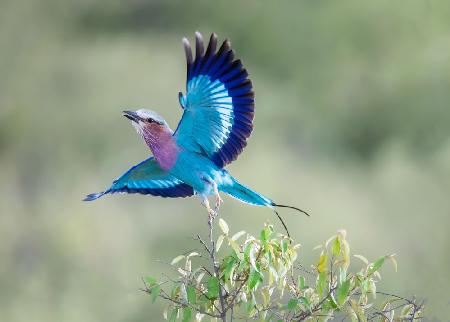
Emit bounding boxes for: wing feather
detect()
[174,33,255,168]
[83,157,194,201]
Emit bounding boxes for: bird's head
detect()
[122,108,175,156]
[122,109,169,135]
[122,109,178,168]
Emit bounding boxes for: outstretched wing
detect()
[174,32,255,169]
[83,157,194,201]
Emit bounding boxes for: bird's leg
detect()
[201,196,216,221]
[200,175,220,219]
[213,184,223,213]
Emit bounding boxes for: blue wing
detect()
[174,32,255,168]
[83,157,194,201]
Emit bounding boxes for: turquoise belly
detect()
[170,151,225,195]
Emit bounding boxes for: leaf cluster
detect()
[142,219,424,321]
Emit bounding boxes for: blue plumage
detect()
[175,33,254,168]
[84,32,308,224]
[84,157,194,201]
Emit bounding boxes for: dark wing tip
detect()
[195,31,205,58]
[222,39,231,53]
[83,191,106,201]
[206,33,218,56]
[182,37,193,65]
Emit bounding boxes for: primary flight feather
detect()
[84,32,307,222]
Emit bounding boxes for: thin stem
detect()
[208,216,227,322]
[140,287,220,319]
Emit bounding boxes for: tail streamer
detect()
[271,203,310,239]
[272,203,310,217]
[273,209,291,238]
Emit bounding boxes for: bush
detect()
[143,217,424,321]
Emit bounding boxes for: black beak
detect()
[122,110,141,122]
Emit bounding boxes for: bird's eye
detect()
[147,118,154,123]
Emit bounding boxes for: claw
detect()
[212,183,223,214]
[214,193,223,212]
[208,207,216,221]
[201,196,217,221]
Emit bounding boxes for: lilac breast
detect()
[142,126,179,171]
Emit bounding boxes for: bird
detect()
[84,32,308,229]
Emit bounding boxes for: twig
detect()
[197,234,211,254]
[140,286,220,318]
[225,249,263,312]
[207,216,228,322]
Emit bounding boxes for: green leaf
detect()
[339,267,347,285]
[341,238,350,269]
[171,285,180,298]
[387,254,398,272]
[368,256,385,275]
[150,284,160,303]
[317,271,327,298]
[206,276,219,299]
[186,285,196,304]
[249,244,259,271]
[246,294,257,315]
[401,304,414,317]
[244,242,252,263]
[218,218,229,235]
[261,286,271,307]
[229,239,242,259]
[345,305,358,322]
[195,271,205,286]
[169,308,178,322]
[182,307,192,322]
[260,226,272,243]
[332,237,341,256]
[237,258,248,273]
[281,239,288,256]
[336,280,350,305]
[248,269,263,290]
[223,256,237,282]
[317,253,328,273]
[187,252,199,258]
[287,299,298,310]
[298,296,311,312]
[298,276,307,290]
[321,298,333,313]
[231,230,246,241]
[369,279,376,298]
[145,276,157,286]
[349,299,367,322]
[216,235,225,252]
[353,254,369,265]
[171,255,185,265]
[268,265,277,286]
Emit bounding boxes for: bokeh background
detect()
[1,0,449,320]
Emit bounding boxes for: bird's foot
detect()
[202,196,217,222]
[214,194,223,213]
[207,207,217,222]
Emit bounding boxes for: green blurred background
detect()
[1,0,449,320]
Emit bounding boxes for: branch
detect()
[140,286,221,319]
[225,248,263,312]
[207,216,227,322]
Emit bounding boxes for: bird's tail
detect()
[221,178,273,208]
[221,177,309,236]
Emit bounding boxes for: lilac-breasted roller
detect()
[84,32,307,224]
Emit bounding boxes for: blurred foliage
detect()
[72,0,450,160]
[1,0,450,320]
[145,219,423,321]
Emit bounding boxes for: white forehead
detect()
[135,109,165,123]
